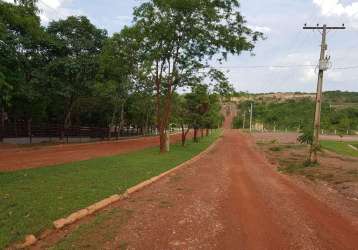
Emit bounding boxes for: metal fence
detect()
[0,120,150,144]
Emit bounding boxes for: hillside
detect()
[233,91,358,134]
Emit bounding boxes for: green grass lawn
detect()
[321,140,358,157]
[0,131,221,249]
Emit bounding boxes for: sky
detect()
[5,0,358,93]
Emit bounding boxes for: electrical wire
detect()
[214,65,315,69]
[209,64,358,70]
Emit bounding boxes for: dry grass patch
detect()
[257,141,358,199]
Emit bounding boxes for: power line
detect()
[215,64,316,69]
[332,65,358,70]
[213,64,358,70]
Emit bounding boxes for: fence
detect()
[0,120,149,145]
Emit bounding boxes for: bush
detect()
[297,127,313,145]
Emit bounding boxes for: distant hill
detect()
[232,91,358,134]
[231,91,358,105]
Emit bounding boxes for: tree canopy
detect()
[1,0,260,147]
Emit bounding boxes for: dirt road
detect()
[0,133,190,172]
[34,122,358,249]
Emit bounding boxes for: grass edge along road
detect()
[321,140,358,158]
[0,130,221,249]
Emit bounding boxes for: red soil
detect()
[0,133,191,172]
[33,115,358,249]
[252,132,358,144]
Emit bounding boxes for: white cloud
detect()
[248,25,272,34]
[301,67,317,83]
[313,0,358,17]
[115,15,132,27]
[37,0,83,24]
[115,15,132,21]
[3,0,83,24]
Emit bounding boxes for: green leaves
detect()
[129,0,262,149]
[47,16,107,57]
[133,0,263,85]
[298,127,314,145]
[44,16,107,126]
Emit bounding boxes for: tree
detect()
[205,93,224,134]
[97,27,140,137]
[298,126,313,145]
[131,0,262,152]
[46,16,107,130]
[127,90,156,135]
[0,0,47,140]
[172,93,191,146]
[212,69,235,101]
[185,84,211,142]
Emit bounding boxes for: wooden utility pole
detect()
[303,24,345,163]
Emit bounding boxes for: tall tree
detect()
[131,0,262,152]
[127,90,156,135]
[97,27,140,136]
[172,93,191,146]
[46,16,107,129]
[0,0,47,140]
[185,84,210,142]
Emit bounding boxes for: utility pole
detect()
[249,103,253,132]
[303,24,345,163]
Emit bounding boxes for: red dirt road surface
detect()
[0,133,190,172]
[34,116,358,250]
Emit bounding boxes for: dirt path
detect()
[33,121,358,249]
[0,133,190,172]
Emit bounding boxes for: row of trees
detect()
[1,0,261,151]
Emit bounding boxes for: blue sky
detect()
[5,0,358,93]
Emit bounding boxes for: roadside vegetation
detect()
[0,0,262,151]
[53,207,132,250]
[256,139,358,200]
[321,141,358,158]
[0,129,221,248]
[233,91,358,134]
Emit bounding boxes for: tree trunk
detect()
[27,118,32,144]
[206,128,209,136]
[119,101,125,138]
[144,110,150,136]
[63,100,75,142]
[201,128,204,138]
[165,132,170,152]
[14,118,17,137]
[64,110,72,129]
[109,108,117,140]
[181,124,186,146]
[154,60,175,153]
[159,128,169,152]
[0,105,4,142]
[156,94,173,153]
[181,124,190,146]
[193,128,198,142]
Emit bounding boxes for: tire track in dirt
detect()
[219,131,358,249]
[32,115,358,249]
